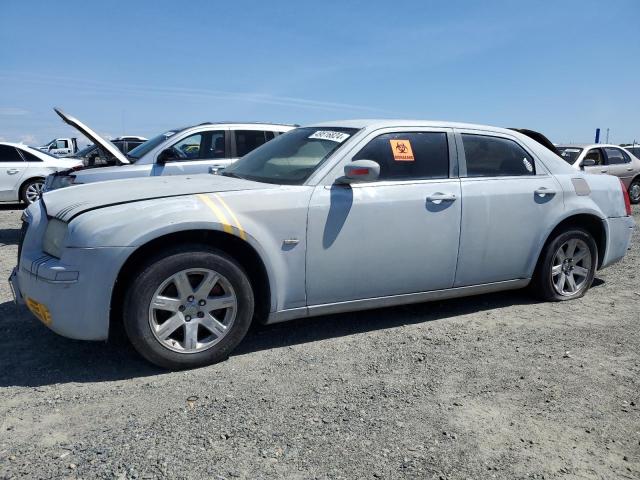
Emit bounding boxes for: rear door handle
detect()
[627,168,633,171]
[6,169,20,174]
[426,193,457,204]
[534,187,556,197]
[600,169,607,173]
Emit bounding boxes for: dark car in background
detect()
[67,136,147,167]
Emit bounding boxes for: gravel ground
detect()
[0,202,639,480]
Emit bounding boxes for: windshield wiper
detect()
[221,171,245,180]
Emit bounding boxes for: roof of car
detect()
[309,119,530,134]
[195,121,299,128]
[556,143,622,149]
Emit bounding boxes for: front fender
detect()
[67,191,309,313]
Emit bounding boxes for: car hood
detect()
[42,174,276,222]
[53,107,131,165]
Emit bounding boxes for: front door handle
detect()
[534,187,556,197]
[426,193,457,204]
[600,169,607,173]
[627,168,633,171]
[6,169,20,174]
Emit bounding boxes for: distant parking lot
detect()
[0,203,638,479]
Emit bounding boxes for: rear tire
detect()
[20,178,44,205]
[123,244,254,369]
[628,178,640,204]
[531,228,597,301]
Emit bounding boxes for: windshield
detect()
[127,129,182,161]
[223,127,359,185]
[557,147,583,164]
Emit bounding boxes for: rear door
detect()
[153,129,229,176]
[454,130,563,286]
[0,145,27,200]
[604,146,634,187]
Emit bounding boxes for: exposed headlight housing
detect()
[42,219,68,258]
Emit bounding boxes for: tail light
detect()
[620,179,632,216]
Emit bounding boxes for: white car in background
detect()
[556,144,640,203]
[0,142,81,204]
[45,108,295,190]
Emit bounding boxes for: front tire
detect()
[20,178,44,204]
[532,228,597,301]
[123,245,254,369]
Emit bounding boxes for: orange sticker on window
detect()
[390,139,414,161]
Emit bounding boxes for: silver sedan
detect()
[11,120,635,369]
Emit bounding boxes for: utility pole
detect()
[606,128,610,144]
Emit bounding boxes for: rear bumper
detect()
[601,215,635,269]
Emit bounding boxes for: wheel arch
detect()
[18,175,45,198]
[536,213,607,274]
[109,229,272,338]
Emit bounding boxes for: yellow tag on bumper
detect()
[26,298,52,326]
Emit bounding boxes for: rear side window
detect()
[0,145,24,162]
[17,149,42,162]
[604,147,629,165]
[55,140,68,149]
[462,134,535,177]
[352,132,449,181]
[235,130,272,157]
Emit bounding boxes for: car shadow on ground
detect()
[0,203,23,211]
[0,227,21,246]
[0,285,563,388]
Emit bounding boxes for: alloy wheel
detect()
[148,268,237,353]
[25,181,44,204]
[629,183,640,203]
[550,238,592,297]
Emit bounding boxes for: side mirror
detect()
[337,160,380,184]
[580,158,596,168]
[157,148,177,165]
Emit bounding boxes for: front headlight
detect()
[45,174,76,192]
[42,219,68,258]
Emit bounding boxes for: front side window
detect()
[462,134,535,177]
[604,147,628,165]
[172,133,204,159]
[353,132,449,181]
[0,145,24,162]
[584,148,603,165]
[223,127,358,185]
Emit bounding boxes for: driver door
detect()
[153,130,228,176]
[305,129,461,306]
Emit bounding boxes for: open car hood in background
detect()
[509,128,560,155]
[54,107,130,165]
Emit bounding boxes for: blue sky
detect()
[0,0,638,146]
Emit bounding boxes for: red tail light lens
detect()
[620,179,632,216]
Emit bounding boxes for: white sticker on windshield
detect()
[308,131,350,143]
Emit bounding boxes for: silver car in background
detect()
[557,143,640,203]
[11,120,635,369]
[44,108,295,190]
